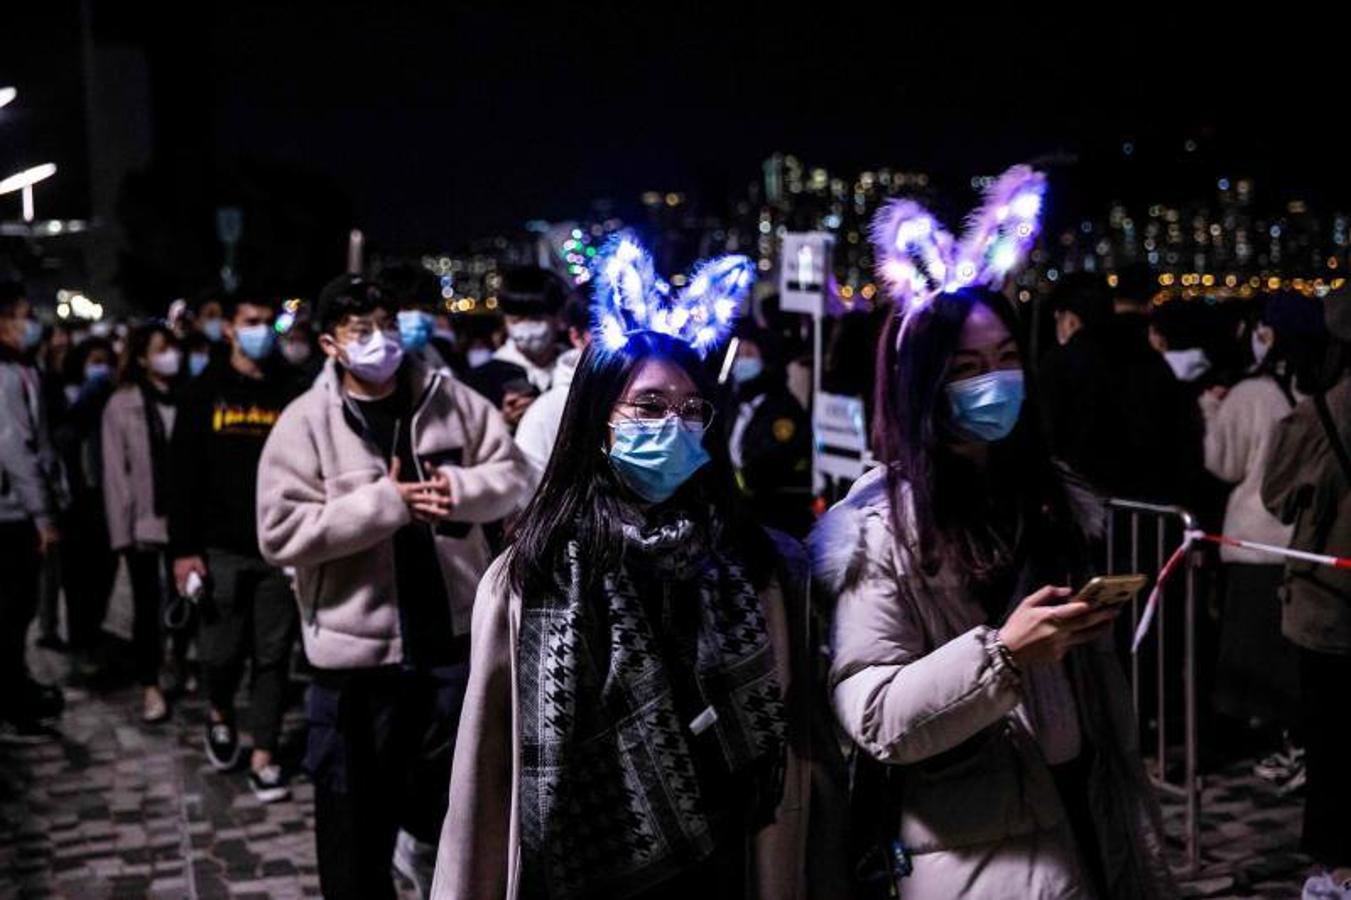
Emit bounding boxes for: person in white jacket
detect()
[1202,291,1325,783]
[512,293,590,484]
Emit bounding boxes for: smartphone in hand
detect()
[1074,574,1148,608]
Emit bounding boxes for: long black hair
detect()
[872,287,1073,583]
[507,330,775,599]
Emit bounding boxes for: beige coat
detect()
[813,468,1175,900]
[101,385,171,551]
[256,358,529,670]
[430,554,809,900]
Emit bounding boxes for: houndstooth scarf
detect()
[517,508,786,899]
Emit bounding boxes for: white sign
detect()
[779,231,833,316]
[813,391,868,491]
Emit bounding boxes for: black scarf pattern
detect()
[517,509,786,899]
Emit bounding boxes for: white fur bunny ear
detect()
[870,199,958,313]
[956,165,1047,288]
[590,232,659,352]
[672,254,754,357]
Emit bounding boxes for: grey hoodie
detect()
[0,350,61,528]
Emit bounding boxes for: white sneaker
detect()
[393,829,437,898]
[248,764,290,804]
[1278,762,1308,797]
[1254,744,1306,781]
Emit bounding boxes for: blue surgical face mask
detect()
[201,318,224,343]
[188,351,211,377]
[945,369,1025,442]
[20,318,43,351]
[608,417,711,504]
[397,310,434,352]
[84,362,112,383]
[236,323,276,361]
[732,356,765,385]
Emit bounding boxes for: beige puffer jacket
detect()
[812,468,1176,900]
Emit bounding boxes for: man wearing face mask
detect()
[464,266,566,430]
[169,293,303,803]
[0,281,67,733]
[379,261,465,376]
[257,275,527,899]
[724,326,812,536]
[514,292,591,482]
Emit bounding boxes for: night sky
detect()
[3,4,1346,265]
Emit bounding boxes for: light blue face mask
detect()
[201,318,224,343]
[236,323,276,361]
[397,310,434,352]
[609,417,711,504]
[20,319,43,351]
[188,351,211,377]
[731,356,764,385]
[945,369,1025,442]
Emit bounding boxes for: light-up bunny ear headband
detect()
[589,232,754,358]
[870,164,1046,321]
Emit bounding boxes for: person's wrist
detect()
[988,628,1023,677]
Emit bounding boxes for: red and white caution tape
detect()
[1131,531,1199,653]
[1130,530,1351,653]
[1197,533,1351,570]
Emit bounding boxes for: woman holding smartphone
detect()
[813,168,1175,899]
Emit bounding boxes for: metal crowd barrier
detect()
[1105,498,1202,876]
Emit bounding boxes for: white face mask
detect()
[507,319,555,356]
[342,329,403,384]
[467,347,494,369]
[148,348,182,377]
[1250,328,1271,367]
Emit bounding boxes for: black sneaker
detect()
[204,721,241,771]
[248,764,290,804]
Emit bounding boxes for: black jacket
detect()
[731,375,812,536]
[168,361,303,558]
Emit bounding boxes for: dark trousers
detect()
[60,494,117,651]
[126,547,171,688]
[1300,647,1351,868]
[308,663,470,900]
[198,547,296,754]
[0,520,41,709]
[1214,564,1300,729]
[36,541,61,640]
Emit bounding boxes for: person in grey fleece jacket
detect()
[0,281,66,729]
[256,275,529,900]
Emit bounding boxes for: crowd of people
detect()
[0,164,1348,899]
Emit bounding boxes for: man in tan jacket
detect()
[256,275,529,900]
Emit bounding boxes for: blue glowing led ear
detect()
[590,233,659,352]
[672,254,755,356]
